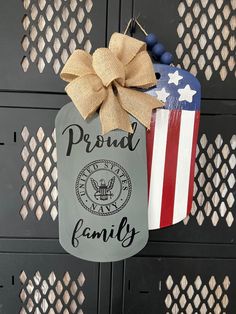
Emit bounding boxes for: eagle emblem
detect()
[91,177,115,201]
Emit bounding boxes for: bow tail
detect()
[66,74,107,119]
[99,86,133,134]
[116,85,164,129]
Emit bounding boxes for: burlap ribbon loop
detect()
[93,48,125,87]
[61,32,163,134]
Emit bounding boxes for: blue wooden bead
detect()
[160,51,174,64]
[152,43,165,58]
[145,33,158,49]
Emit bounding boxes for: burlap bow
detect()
[60,33,163,134]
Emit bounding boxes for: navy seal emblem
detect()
[75,159,132,216]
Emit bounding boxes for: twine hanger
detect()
[123,17,148,36]
[123,17,174,66]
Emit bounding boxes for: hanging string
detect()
[135,19,148,36]
[123,18,133,35]
[123,17,148,36]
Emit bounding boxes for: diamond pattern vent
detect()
[19,271,85,314]
[176,0,236,80]
[184,134,236,227]
[20,127,58,221]
[21,0,93,73]
[165,275,230,313]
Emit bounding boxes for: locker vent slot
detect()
[20,126,58,221]
[19,271,85,314]
[21,0,93,73]
[176,0,235,80]
[165,274,230,313]
[184,134,236,227]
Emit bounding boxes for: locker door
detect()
[0,1,119,313]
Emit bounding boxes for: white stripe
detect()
[172,110,195,224]
[148,109,169,230]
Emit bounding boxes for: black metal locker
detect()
[0,0,235,313]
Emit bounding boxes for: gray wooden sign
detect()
[56,103,148,262]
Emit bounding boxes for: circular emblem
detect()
[75,159,132,216]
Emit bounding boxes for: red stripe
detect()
[160,110,182,228]
[187,111,200,215]
[146,111,156,195]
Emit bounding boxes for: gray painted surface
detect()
[56,103,148,262]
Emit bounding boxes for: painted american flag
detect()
[146,64,201,230]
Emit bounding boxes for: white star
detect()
[155,88,170,102]
[168,70,183,86]
[178,84,196,102]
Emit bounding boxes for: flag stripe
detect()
[146,112,156,195]
[160,110,182,228]
[148,110,169,230]
[172,111,195,224]
[187,112,200,215]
